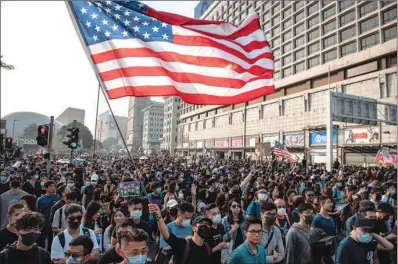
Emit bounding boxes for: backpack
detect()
[58,207,63,228]
[0,246,48,264]
[179,238,211,264]
[57,227,90,249]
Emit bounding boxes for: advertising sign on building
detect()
[197,141,203,148]
[183,133,189,142]
[205,140,212,148]
[189,141,196,148]
[284,134,304,147]
[255,142,271,155]
[183,143,189,148]
[249,138,256,147]
[262,135,279,147]
[214,139,228,148]
[231,137,243,148]
[310,131,338,146]
[344,127,380,144]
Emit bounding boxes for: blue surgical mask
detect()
[300,183,306,188]
[212,214,221,224]
[40,182,45,187]
[127,255,147,264]
[130,210,142,220]
[181,219,191,227]
[337,182,343,188]
[67,183,74,188]
[156,187,162,194]
[34,175,39,180]
[0,176,6,182]
[66,256,84,264]
[391,189,396,195]
[258,193,267,201]
[358,232,372,243]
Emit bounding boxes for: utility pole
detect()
[70,120,77,164]
[46,116,54,174]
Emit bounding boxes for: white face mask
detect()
[258,193,268,201]
[212,214,221,224]
[277,208,286,216]
[181,219,191,227]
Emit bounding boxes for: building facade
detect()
[176,1,397,165]
[96,110,128,144]
[56,107,85,126]
[126,97,152,153]
[142,102,165,153]
[161,97,182,155]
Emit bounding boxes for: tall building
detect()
[56,107,85,126]
[142,102,165,153]
[176,1,397,165]
[126,97,152,153]
[96,110,128,144]
[161,97,182,155]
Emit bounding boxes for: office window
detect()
[340,25,356,41]
[283,19,292,30]
[273,16,281,25]
[361,33,379,50]
[384,26,397,42]
[283,7,292,19]
[265,1,272,9]
[295,48,305,60]
[386,73,394,97]
[308,56,320,68]
[323,20,336,34]
[323,34,336,48]
[273,4,280,15]
[383,8,397,24]
[382,0,394,7]
[308,3,319,15]
[273,26,281,36]
[308,15,319,29]
[295,11,305,23]
[295,1,305,11]
[283,42,292,53]
[360,16,379,34]
[264,21,271,31]
[283,55,292,65]
[295,61,305,73]
[283,67,292,77]
[273,48,281,58]
[308,42,320,54]
[359,1,378,17]
[323,6,336,21]
[339,1,355,11]
[295,35,305,48]
[272,37,281,47]
[295,23,305,35]
[255,1,263,10]
[275,59,281,69]
[274,71,281,80]
[262,12,270,23]
[340,10,356,26]
[323,49,337,62]
[283,30,292,42]
[308,29,319,41]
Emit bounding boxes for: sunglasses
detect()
[231,204,241,209]
[68,215,82,222]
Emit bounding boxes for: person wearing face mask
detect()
[260,203,285,263]
[0,212,51,264]
[52,192,83,234]
[51,204,100,264]
[205,179,218,204]
[285,203,314,264]
[274,198,291,245]
[0,171,10,195]
[82,174,100,208]
[65,236,94,264]
[205,203,227,264]
[309,228,335,264]
[370,187,383,210]
[150,203,213,264]
[127,197,151,239]
[246,186,270,219]
[0,203,25,250]
[147,182,163,208]
[332,181,345,206]
[119,229,149,264]
[381,182,396,207]
[67,179,81,203]
[22,171,42,198]
[1,176,28,229]
[50,185,71,234]
[336,218,394,264]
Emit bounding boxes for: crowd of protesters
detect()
[0,152,396,264]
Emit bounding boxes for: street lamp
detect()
[12,120,18,139]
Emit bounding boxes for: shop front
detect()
[204,140,212,158]
[189,141,196,156]
[309,131,338,163]
[214,138,229,159]
[245,136,259,159]
[196,141,203,156]
[181,143,189,157]
[262,135,279,147]
[230,137,243,159]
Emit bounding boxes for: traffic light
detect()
[63,127,79,149]
[36,125,49,147]
[5,137,13,148]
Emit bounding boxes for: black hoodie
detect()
[0,242,51,264]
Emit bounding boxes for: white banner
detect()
[344,127,380,144]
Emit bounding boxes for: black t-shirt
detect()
[83,185,95,207]
[0,244,51,264]
[0,183,10,195]
[336,236,377,264]
[233,222,244,250]
[165,232,212,264]
[98,246,123,264]
[206,190,218,204]
[22,181,42,198]
[0,227,18,250]
[206,224,225,264]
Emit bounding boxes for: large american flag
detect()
[376,150,397,167]
[67,1,274,105]
[274,141,295,163]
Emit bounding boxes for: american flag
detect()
[376,150,397,167]
[67,1,274,105]
[274,141,295,163]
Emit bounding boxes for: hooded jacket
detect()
[285,223,312,264]
[0,241,51,264]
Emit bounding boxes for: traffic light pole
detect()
[70,120,77,164]
[46,116,54,175]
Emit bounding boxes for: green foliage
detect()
[57,121,93,150]
[22,123,38,138]
[101,137,118,151]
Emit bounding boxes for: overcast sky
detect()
[1,1,198,132]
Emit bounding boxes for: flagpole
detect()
[93,83,100,155]
[242,103,247,159]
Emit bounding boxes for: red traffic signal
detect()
[5,137,13,148]
[40,127,47,135]
[36,125,49,147]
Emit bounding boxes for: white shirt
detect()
[50,227,99,259]
[103,225,112,251]
[381,194,395,207]
[52,204,86,230]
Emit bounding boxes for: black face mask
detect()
[197,225,211,239]
[169,208,178,217]
[21,232,40,246]
[265,216,276,225]
[69,220,80,229]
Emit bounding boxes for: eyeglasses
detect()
[247,229,262,235]
[68,215,82,222]
[231,204,241,209]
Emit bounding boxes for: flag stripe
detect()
[100,66,272,89]
[103,75,273,95]
[93,47,273,76]
[107,85,275,104]
[98,57,263,82]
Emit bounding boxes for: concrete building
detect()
[96,110,128,144]
[161,97,182,155]
[176,1,397,165]
[142,102,165,153]
[56,107,85,126]
[126,97,152,153]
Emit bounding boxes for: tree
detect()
[57,121,94,150]
[102,137,118,151]
[1,55,14,70]
[22,123,38,138]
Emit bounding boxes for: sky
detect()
[1,1,198,132]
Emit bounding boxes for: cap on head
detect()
[91,174,99,181]
[192,216,212,226]
[166,199,179,208]
[354,218,375,232]
[309,228,334,244]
